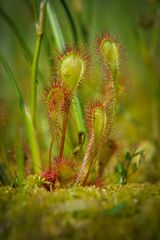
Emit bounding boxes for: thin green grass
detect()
[0,52,41,174]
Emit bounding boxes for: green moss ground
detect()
[0,181,160,240]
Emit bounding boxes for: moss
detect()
[0,182,160,239]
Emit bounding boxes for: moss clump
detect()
[0,181,160,240]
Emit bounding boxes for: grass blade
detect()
[60,0,78,44]
[0,52,41,173]
[47,2,65,50]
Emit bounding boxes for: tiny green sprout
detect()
[116,147,144,185]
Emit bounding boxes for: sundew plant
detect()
[42,32,122,189]
[0,0,160,239]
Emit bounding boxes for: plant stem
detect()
[76,131,94,184]
[108,71,118,136]
[49,135,54,168]
[30,0,47,125]
[112,89,118,122]
[31,36,41,124]
[82,155,94,186]
[23,106,42,173]
[59,112,69,159]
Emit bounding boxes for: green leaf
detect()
[119,162,125,176]
[125,152,132,161]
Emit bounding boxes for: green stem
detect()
[30,0,47,125]
[31,36,41,124]
[108,75,118,136]
[23,107,42,173]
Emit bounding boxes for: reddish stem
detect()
[82,154,94,186]
[49,136,54,168]
[76,131,94,184]
[59,111,69,159]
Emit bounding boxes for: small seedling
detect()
[115,147,145,184]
